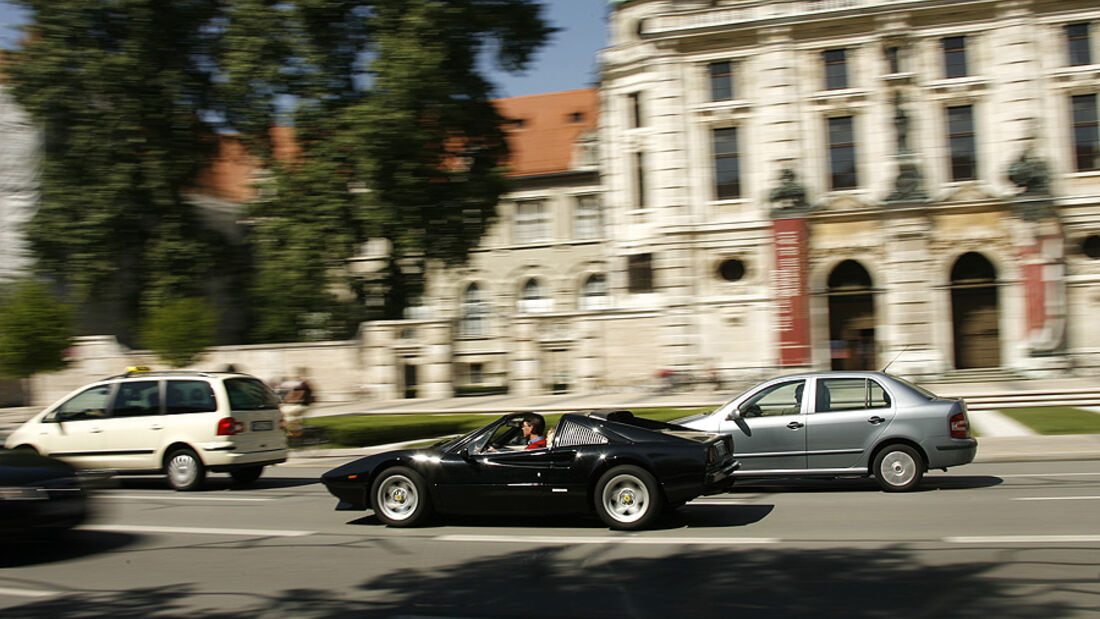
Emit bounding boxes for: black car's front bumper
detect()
[322,477,369,511]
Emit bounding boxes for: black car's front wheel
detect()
[594,465,663,530]
[371,466,432,527]
[873,444,924,492]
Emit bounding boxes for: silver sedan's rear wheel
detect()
[873,444,924,492]
[166,448,206,491]
[594,465,663,530]
[371,466,431,527]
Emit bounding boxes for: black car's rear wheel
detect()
[873,444,924,492]
[594,465,663,530]
[371,466,432,527]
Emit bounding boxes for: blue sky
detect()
[0,0,608,98]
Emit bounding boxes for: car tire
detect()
[229,466,264,486]
[12,445,38,455]
[594,465,664,530]
[371,466,432,527]
[873,444,924,492]
[165,448,206,491]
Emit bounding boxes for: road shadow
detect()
[6,542,1094,617]
[0,530,138,568]
[343,504,774,530]
[113,476,317,491]
[729,474,1002,493]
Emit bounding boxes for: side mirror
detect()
[726,407,741,421]
[459,447,472,462]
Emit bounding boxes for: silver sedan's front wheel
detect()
[370,467,431,527]
[166,448,206,491]
[594,465,663,530]
[873,444,924,492]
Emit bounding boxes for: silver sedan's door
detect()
[806,377,896,470]
[717,379,808,472]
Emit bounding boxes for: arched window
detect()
[518,278,552,313]
[580,274,609,310]
[460,283,488,336]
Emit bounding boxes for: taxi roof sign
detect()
[125,365,152,374]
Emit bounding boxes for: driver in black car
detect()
[521,413,547,450]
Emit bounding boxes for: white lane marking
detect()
[78,524,314,537]
[0,587,56,598]
[1013,496,1100,501]
[435,535,779,545]
[688,500,759,505]
[98,494,274,502]
[945,535,1100,544]
[997,472,1100,478]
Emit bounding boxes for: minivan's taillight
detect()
[949,412,970,439]
[217,417,245,436]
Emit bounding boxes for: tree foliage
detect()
[140,297,217,368]
[8,0,553,344]
[0,279,74,379]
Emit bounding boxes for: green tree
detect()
[0,279,74,404]
[223,0,554,340]
[7,1,228,342]
[140,297,218,368]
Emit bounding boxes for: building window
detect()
[628,92,643,128]
[519,278,552,313]
[1072,94,1099,171]
[884,46,902,74]
[823,48,849,90]
[460,283,488,336]
[709,61,733,101]
[514,200,549,244]
[827,116,858,189]
[947,105,977,181]
[942,36,968,78]
[1067,23,1092,66]
[717,259,746,282]
[580,274,609,310]
[713,127,740,200]
[634,152,646,208]
[573,194,603,240]
[627,253,653,293]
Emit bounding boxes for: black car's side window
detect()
[740,381,805,417]
[816,378,892,413]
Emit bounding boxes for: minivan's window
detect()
[111,381,161,417]
[51,385,112,420]
[226,378,281,410]
[166,380,217,414]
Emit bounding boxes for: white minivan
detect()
[4,368,288,490]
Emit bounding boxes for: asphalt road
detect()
[2,459,1098,618]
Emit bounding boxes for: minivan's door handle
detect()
[868,416,886,424]
[89,427,104,433]
[150,424,164,431]
[787,421,805,430]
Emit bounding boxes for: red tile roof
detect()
[494,88,598,178]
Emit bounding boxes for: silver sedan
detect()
[676,371,977,491]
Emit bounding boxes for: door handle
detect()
[868,416,885,424]
[787,421,805,430]
[150,424,164,430]
[89,427,103,433]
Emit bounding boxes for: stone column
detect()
[508,318,541,396]
[419,321,454,399]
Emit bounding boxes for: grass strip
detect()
[998,406,1100,435]
[304,406,714,448]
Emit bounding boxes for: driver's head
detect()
[520,413,545,437]
[794,383,804,403]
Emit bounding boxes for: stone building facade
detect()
[364,0,1100,398]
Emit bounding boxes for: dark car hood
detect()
[0,451,79,486]
[322,448,440,481]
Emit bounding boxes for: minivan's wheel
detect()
[166,448,206,491]
[873,444,924,492]
[594,465,663,530]
[13,445,38,455]
[229,466,264,486]
[370,467,432,527]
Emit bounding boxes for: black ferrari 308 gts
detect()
[321,410,740,530]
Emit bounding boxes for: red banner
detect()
[773,218,811,366]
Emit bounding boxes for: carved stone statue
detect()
[1008,147,1052,196]
[768,167,809,213]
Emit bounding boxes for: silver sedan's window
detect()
[816,378,891,412]
[741,380,804,417]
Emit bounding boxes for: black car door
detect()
[435,448,555,515]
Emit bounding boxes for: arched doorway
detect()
[827,260,876,370]
[951,252,1001,369]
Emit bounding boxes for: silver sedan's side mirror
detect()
[725,406,742,421]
